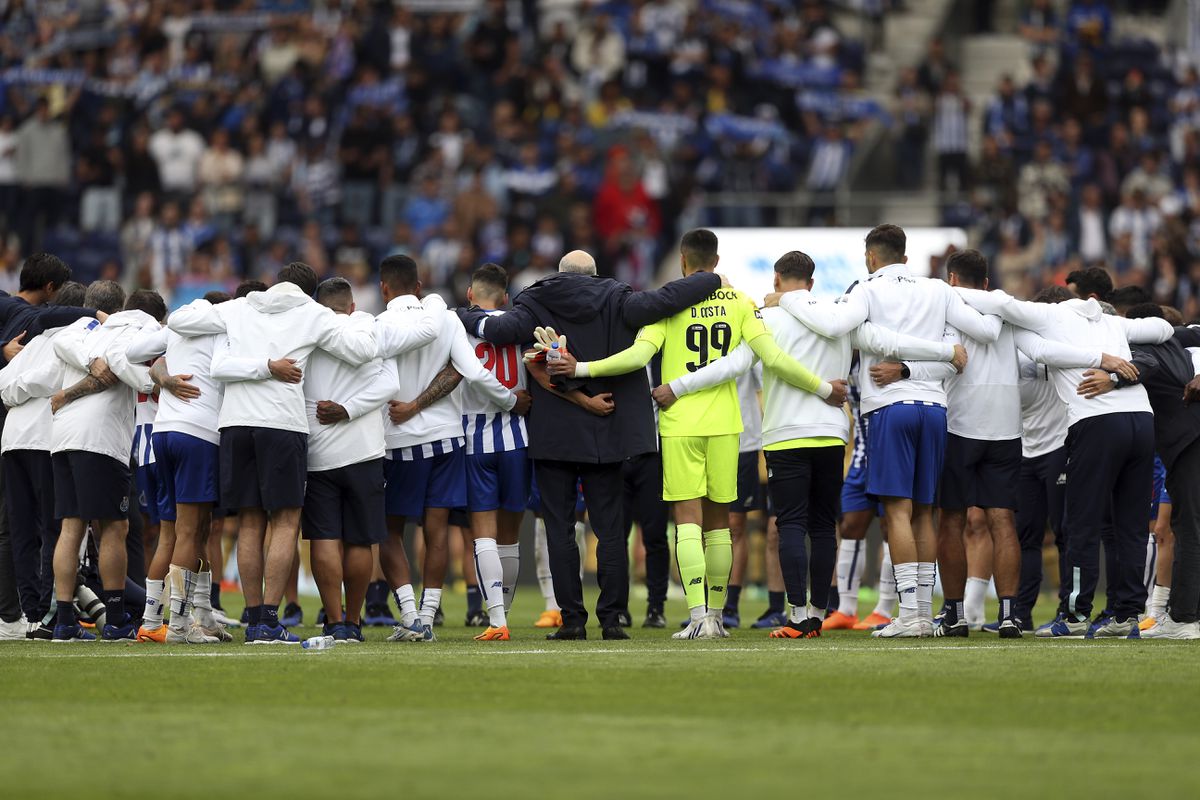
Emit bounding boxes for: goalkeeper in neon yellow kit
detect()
[548,229,848,638]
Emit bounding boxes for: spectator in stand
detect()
[77,129,121,233]
[1065,0,1112,53]
[1110,189,1163,274]
[402,173,451,248]
[917,37,954,95]
[148,108,205,200]
[594,147,660,259]
[1017,139,1070,222]
[15,98,70,253]
[984,75,1030,150]
[1072,184,1109,265]
[933,71,970,194]
[197,128,244,233]
[893,66,930,190]
[148,202,191,299]
[572,13,626,97]
[1059,52,1108,133]
[292,141,340,228]
[1122,150,1174,202]
[120,193,157,289]
[1018,0,1061,56]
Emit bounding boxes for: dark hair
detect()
[1108,285,1152,310]
[1162,306,1184,325]
[680,228,719,270]
[1032,285,1074,304]
[84,280,126,315]
[204,290,232,305]
[864,224,906,263]
[380,254,420,294]
[945,249,988,289]
[774,251,815,283]
[125,289,168,322]
[19,252,72,293]
[470,262,508,300]
[1125,302,1165,320]
[278,262,318,296]
[53,281,86,308]
[235,280,268,298]
[1065,266,1112,301]
[315,277,354,310]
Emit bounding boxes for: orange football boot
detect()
[474,626,510,641]
[853,611,892,630]
[821,610,859,630]
[534,610,563,628]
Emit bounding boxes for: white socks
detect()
[473,539,507,628]
[498,544,520,612]
[788,603,806,624]
[167,566,197,630]
[894,561,919,621]
[874,543,897,617]
[836,539,865,616]
[143,578,166,629]
[534,518,559,611]
[916,562,935,621]
[965,576,989,626]
[418,588,442,628]
[1148,584,1170,618]
[393,584,419,626]
[809,604,826,622]
[192,569,215,627]
[1144,534,1157,595]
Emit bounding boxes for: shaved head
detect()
[558,250,597,275]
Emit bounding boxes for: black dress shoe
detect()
[602,625,630,640]
[546,625,587,640]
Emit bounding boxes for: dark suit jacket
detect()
[1125,326,1200,472]
[458,271,721,463]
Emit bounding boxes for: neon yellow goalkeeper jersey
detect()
[636,287,767,437]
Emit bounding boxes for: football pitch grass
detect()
[2,591,1197,800]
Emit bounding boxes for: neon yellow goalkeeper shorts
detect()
[660,434,740,503]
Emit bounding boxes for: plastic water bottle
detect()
[302,635,335,651]
[546,341,562,363]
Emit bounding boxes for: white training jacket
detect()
[955,289,1173,426]
[51,311,158,464]
[778,264,1002,415]
[0,326,71,453]
[378,294,517,451]
[671,312,956,447]
[126,326,224,446]
[736,365,763,453]
[167,282,392,434]
[304,310,401,472]
[1019,351,1069,459]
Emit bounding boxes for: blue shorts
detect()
[840,461,882,516]
[467,448,531,513]
[1150,454,1172,521]
[526,471,585,515]
[865,402,947,506]
[385,443,467,518]
[153,432,221,521]
[135,462,164,524]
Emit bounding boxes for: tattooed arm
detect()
[387,362,464,426]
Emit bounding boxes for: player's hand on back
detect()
[762,293,782,309]
[88,357,119,387]
[1077,369,1116,400]
[315,400,349,424]
[268,357,302,384]
[512,389,532,416]
[951,344,968,373]
[1186,375,1200,405]
[584,392,615,416]
[651,384,677,409]
[388,399,419,425]
[3,330,24,362]
[1099,353,1137,382]
[163,373,201,401]
[823,378,848,407]
[869,361,904,387]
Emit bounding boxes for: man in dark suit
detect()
[1080,303,1200,639]
[458,250,721,640]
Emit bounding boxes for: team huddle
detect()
[1,222,1198,645]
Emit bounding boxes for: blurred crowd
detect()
[897,0,1196,315]
[0,0,881,308]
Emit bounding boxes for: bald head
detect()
[558,250,597,276]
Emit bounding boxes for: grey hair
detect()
[558,250,597,275]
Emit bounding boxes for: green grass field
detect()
[2,590,1197,800]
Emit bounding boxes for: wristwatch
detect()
[1109,372,1120,385]
[900,363,911,380]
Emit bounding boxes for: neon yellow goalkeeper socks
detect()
[703,528,733,611]
[675,523,706,609]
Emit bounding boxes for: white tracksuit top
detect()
[0,326,71,453]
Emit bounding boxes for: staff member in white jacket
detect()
[375,255,528,643]
[301,278,429,644]
[50,283,164,642]
[125,291,237,645]
[665,250,963,638]
[954,285,1174,638]
[167,263,381,644]
[0,281,88,639]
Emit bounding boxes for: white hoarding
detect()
[704,227,969,304]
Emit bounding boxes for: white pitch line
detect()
[6,642,1163,659]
